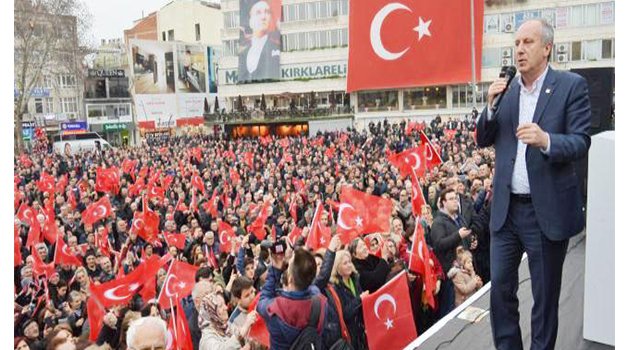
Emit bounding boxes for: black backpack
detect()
[289,295,322,350]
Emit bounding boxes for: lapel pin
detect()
[545,88,551,94]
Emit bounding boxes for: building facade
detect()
[216,0,614,131]
[14,1,85,139]
[124,12,158,45]
[157,0,222,45]
[84,39,134,146]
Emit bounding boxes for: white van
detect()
[52,132,113,155]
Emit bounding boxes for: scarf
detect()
[198,293,229,337]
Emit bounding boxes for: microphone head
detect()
[505,65,517,79]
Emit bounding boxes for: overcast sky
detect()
[84,0,172,45]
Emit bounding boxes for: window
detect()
[35,98,43,113]
[162,31,166,41]
[358,90,398,112]
[330,0,339,16]
[484,14,499,33]
[319,31,329,48]
[570,6,584,27]
[167,30,175,41]
[602,39,613,59]
[482,47,501,68]
[571,41,582,61]
[601,2,614,25]
[319,1,330,18]
[308,2,317,20]
[59,75,76,88]
[584,3,599,26]
[288,5,296,22]
[195,23,201,41]
[584,40,601,61]
[43,97,54,114]
[108,77,130,98]
[297,3,306,21]
[330,29,339,47]
[340,0,348,15]
[42,75,55,88]
[451,83,490,108]
[405,87,446,110]
[308,32,318,49]
[61,97,78,117]
[341,28,348,46]
[298,32,307,50]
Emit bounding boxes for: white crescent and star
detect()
[164,275,177,298]
[219,230,228,245]
[374,293,397,329]
[103,282,140,301]
[337,203,355,230]
[425,143,434,161]
[370,3,433,61]
[95,205,107,218]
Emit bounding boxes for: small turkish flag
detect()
[347,0,483,92]
[388,146,426,179]
[31,246,55,278]
[336,187,393,244]
[87,297,106,341]
[157,260,199,309]
[36,172,55,195]
[409,218,437,309]
[419,131,443,171]
[362,271,417,350]
[16,203,36,226]
[95,167,120,195]
[287,226,302,247]
[218,221,236,253]
[247,201,271,241]
[90,258,148,308]
[147,184,165,202]
[131,211,160,244]
[164,232,187,250]
[191,174,205,195]
[247,293,271,348]
[54,235,83,267]
[306,201,331,251]
[166,298,194,350]
[243,151,254,169]
[410,172,427,217]
[81,197,112,226]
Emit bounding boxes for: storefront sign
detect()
[60,121,88,134]
[103,123,127,132]
[222,62,348,85]
[88,69,126,78]
[14,87,51,98]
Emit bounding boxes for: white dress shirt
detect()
[246,35,268,74]
[487,65,551,194]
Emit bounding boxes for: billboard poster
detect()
[238,0,282,83]
[130,40,176,94]
[176,44,207,93]
[177,93,216,118]
[135,94,178,128]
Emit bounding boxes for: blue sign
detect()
[60,121,88,132]
[515,11,541,30]
[14,87,51,98]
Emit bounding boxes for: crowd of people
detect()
[14,114,496,350]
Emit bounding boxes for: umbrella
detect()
[261,94,267,111]
[214,95,220,113]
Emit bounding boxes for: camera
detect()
[262,239,286,255]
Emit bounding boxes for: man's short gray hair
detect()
[126,316,168,347]
[520,18,554,45]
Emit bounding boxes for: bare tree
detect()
[14,0,93,153]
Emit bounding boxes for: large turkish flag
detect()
[347,0,484,92]
[362,271,417,350]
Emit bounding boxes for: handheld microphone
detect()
[490,65,517,114]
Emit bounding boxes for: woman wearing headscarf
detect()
[198,293,257,350]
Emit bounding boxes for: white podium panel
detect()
[583,131,614,346]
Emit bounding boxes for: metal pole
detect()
[470,0,477,108]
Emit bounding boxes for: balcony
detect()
[204,105,354,124]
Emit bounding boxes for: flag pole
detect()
[170,297,178,343]
[470,0,478,108]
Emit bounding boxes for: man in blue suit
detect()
[476,19,591,350]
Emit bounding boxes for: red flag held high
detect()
[164,232,187,250]
[409,218,437,309]
[247,293,271,347]
[90,260,148,308]
[410,172,427,217]
[388,146,426,179]
[87,297,106,341]
[157,260,199,309]
[306,201,331,251]
[347,0,483,92]
[336,187,393,244]
[362,271,417,350]
[419,131,443,171]
[247,201,271,241]
[54,236,83,267]
[218,221,236,253]
[191,174,205,195]
[167,298,194,350]
[82,196,113,226]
